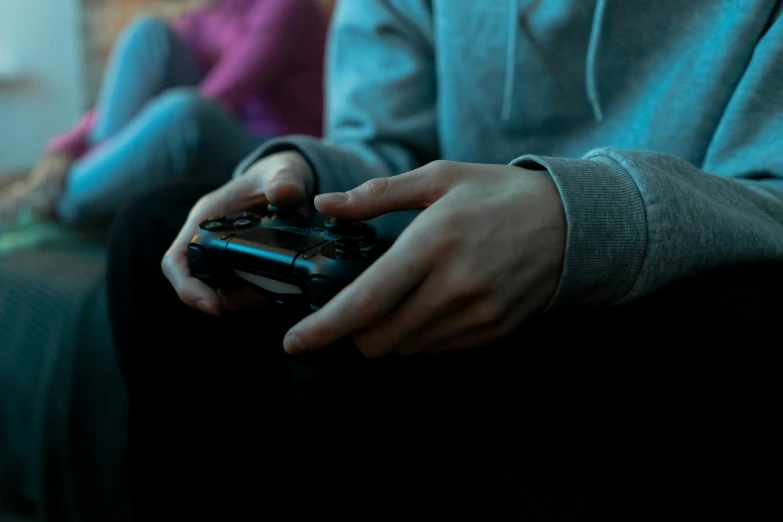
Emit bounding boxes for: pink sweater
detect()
[47,0,327,157]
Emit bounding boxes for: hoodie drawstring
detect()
[586,0,607,123]
[502,0,519,122]
[504,0,606,124]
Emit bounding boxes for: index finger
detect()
[162,178,270,311]
[161,244,224,315]
[282,225,435,357]
[171,174,269,254]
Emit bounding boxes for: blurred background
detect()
[0,2,334,521]
[0,0,333,176]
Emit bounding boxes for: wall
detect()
[0,0,337,173]
[0,0,87,173]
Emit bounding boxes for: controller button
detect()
[204,221,224,231]
[321,241,360,260]
[359,244,378,257]
[335,237,361,251]
[187,244,209,270]
[302,248,321,260]
[233,218,252,227]
[324,217,375,238]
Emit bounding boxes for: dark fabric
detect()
[108,184,783,521]
[0,243,130,522]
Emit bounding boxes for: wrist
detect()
[511,154,647,307]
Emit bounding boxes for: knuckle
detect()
[435,212,461,235]
[353,294,383,322]
[448,269,494,302]
[192,195,211,213]
[449,277,482,301]
[160,252,177,277]
[359,177,390,198]
[426,159,452,176]
[160,253,170,271]
[426,212,462,249]
[191,193,220,218]
[473,299,505,328]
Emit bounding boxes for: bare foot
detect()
[0,153,73,229]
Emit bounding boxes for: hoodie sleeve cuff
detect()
[233,135,347,196]
[511,153,648,307]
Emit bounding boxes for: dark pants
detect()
[108,183,783,521]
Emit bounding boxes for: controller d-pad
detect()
[204,220,225,231]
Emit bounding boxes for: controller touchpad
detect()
[231,228,327,270]
[233,270,303,294]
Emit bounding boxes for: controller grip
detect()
[187,244,223,289]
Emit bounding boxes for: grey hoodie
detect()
[240,0,783,308]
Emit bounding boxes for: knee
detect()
[151,88,219,127]
[118,15,172,49]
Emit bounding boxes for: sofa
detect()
[0,224,131,522]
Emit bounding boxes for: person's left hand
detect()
[283,160,567,357]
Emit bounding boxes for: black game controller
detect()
[187,207,389,310]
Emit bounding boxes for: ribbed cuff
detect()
[233,135,344,196]
[511,153,648,306]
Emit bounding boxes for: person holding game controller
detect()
[111,0,783,520]
[164,152,567,358]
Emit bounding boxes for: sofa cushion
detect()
[0,243,130,522]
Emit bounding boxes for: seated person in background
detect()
[112,0,783,520]
[0,0,327,230]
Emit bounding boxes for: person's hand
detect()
[162,150,314,315]
[283,160,567,357]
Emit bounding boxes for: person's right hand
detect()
[162,150,315,315]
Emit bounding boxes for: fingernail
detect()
[315,192,349,205]
[197,299,214,314]
[284,331,303,353]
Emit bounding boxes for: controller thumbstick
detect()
[324,216,346,231]
[335,236,361,252]
[324,216,376,239]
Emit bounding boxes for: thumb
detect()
[265,167,310,207]
[314,168,449,220]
